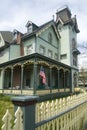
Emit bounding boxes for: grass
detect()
[0,94,14,129]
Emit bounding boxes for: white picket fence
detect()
[1,93,87,130]
[1,107,23,130]
[36,93,87,123]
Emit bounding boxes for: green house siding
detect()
[58,25,71,65]
[10,45,20,60]
[58,23,78,70]
[23,37,35,56]
[0,48,9,64]
[36,26,59,60]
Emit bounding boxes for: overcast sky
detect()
[0,0,87,44]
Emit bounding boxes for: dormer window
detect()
[27,25,32,34]
[26,21,38,34]
[48,32,52,44]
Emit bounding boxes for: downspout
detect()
[9,45,10,60]
[35,35,37,53]
[33,55,37,95]
[33,35,37,95]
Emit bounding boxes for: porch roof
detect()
[0,53,73,70]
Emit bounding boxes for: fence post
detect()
[12,96,39,130]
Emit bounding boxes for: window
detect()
[73,55,77,66]
[72,38,76,50]
[39,45,45,55]
[58,24,62,31]
[60,54,67,59]
[48,32,52,44]
[27,45,33,55]
[0,50,4,57]
[48,50,52,58]
[54,53,58,60]
[27,26,32,34]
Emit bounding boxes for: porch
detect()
[0,53,74,95]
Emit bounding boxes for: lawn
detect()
[0,94,14,129]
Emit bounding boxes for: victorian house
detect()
[0,6,80,95]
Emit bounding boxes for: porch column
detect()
[70,69,73,93]
[21,65,24,94]
[50,67,52,93]
[64,71,66,92]
[68,71,70,92]
[33,63,37,95]
[11,67,13,93]
[58,69,60,92]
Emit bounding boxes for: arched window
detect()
[48,32,52,44]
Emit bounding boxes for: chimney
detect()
[13,29,22,44]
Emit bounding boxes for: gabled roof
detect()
[22,20,60,40]
[0,31,14,43]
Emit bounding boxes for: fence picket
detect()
[13,107,23,130]
[1,109,12,130]
[1,107,23,130]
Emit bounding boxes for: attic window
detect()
[27,25,32,34]
[48,32,52,44]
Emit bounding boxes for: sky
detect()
[0,0,87,67]
[0,0,87,43]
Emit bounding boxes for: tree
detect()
[79,67,87,87]
[78,42,87,69]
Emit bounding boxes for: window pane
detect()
[48,50,52,58]
[40,46,45,55]
[27,45,32,54]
